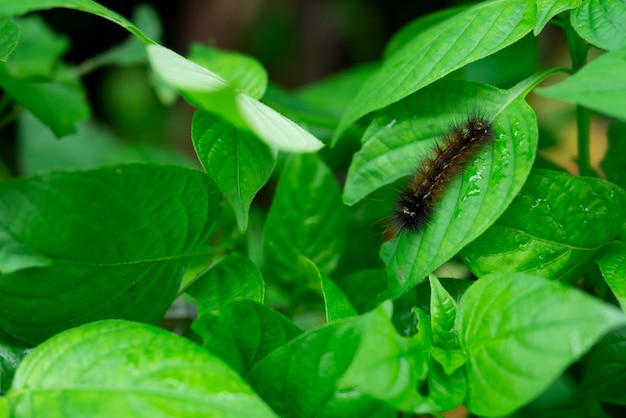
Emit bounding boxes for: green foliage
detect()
[0,0,625,416]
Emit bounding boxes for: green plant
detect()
[0,0,625,416]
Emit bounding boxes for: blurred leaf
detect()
[79,4,162,69]
[334,0,536,142]
[0,18,18,62]
[535,0,582,34]
[147,44,323,153]
[600,121,626,190]
[462,169,626,283]
[0,329,30,394]
[458,272,626,416]
[6,15,67,77]
[192,300,301,375]
[18,112,194,175]
[368,78,538,299]
[0,165,221,344]
[247,304,396,417]
[571,0,626,51]
[192,111,276,232]
[537,48,626,121]
[186,253,264,316]
[335,269,388,314]
[0,65,89,137]
[0,0,152,44]
[264,154,347,282]
[5,320,278,417]
[319,271,357,321]
[597,242,626,311]
[189,43,267,99]
[576,326,626,404]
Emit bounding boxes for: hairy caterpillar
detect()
[385,115,494,240]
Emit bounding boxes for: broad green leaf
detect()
[383,6,469,60]
[0,18,18,61]
[372,77,539,299]
[186,252,264,316]
[571,0,626,51]
[339,304,430,411]
[5,320,277,417]
[148,44,323,153]
[600,121,626,190]
[335,269,387,314]
[0,0,152,44]
[429,275,458,352]
[334,0,536,142]
[597,242,626,311]
[247,305,395,418]
[191,111,276,232]
[461,169,626,283]
[0,65,90,137]
[537,48,626,120]
[0,329,30,394]
[0,164,221,344]
[575,327,626,404]
[264,154,347,282]
[340,306,465,413]
[320,272,357,321]
[535,0,582,34]
[458,272,626,416]
[18,112,194,175]
[189,43,267,99]
[192,300,301,375]
[6,16,68,77]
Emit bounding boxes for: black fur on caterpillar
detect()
[384,115,494,240]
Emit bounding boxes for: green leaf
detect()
[0,329,30,394]
[247,305,395,417]
[0,18,18,61]
[571,0,626,51]
[79,4,162,69]
[0,164,221,344]
[597,242,626,311]
[5,320,278,417]
[334,0,536,142]
[189,43,267,99]
[191,111,276,232]
[264,154,347,282]
[18,112,194,175]
[535,0,582,35]
[192,300,301,375]
[0,65,90,137]
[429,275,458,352]
[600,121,626,190]
[335,269,388,314]
[372,78,538,298]
[461,169,626,283]
[148,44,323,153]
[186,252,264,316]
[339,303,431,411]
[458,272,626,416]
[6,15,68,78]
[0,0,152,44]
[537,48,626,121]
[576,326,626,404]
[320,272,357,321]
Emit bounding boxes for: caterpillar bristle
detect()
[383,114,494,241]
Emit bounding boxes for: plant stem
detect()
[563,12,594,177]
